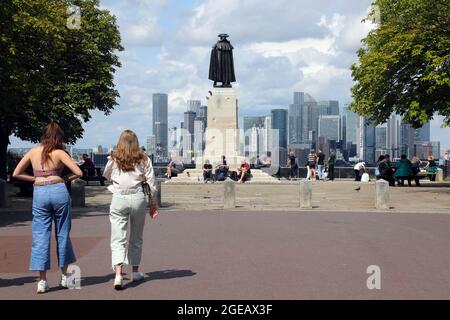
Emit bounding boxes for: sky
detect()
[10,0,449,151]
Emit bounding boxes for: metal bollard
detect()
[299,180,312,208]
[0,179,7,208]
[224,179,236,209]
[375,179,390,210]
[71,179,86,207]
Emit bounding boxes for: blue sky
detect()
[10,0,449,151]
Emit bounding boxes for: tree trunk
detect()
[0,131,10,180]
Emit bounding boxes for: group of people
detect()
[374,154,437,187]
[203,156,252,183]
[288,148,337,181]
[12,123,158,293]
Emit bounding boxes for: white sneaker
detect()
[60,274,68,289]
[132,272,145,282]
[37,280,49,294]
[114,275,123,290]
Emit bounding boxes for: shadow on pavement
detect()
[125,269,197,289]
[0,276,37,288]
[81,269,196,289]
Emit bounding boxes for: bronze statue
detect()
[209,34,236,87]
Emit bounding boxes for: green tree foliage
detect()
[350,0,450,128]
[0,0,123,178]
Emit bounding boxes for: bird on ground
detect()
[354,186,361,191]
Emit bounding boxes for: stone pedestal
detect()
[299,180,312,208]
[224,179,236,209]
[71,179,86,207]
[197,87,244,169]
[375,180,389,210]
[436,168,443,182]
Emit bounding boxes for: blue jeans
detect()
[30,182,76,271]
[317,165,324,179]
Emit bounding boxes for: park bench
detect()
[80,167,106,186]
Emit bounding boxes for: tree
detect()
[350,0,450,128]
[0,0,123,179]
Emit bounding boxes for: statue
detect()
[209,34,236,87]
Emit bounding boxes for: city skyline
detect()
[8,0,449,150]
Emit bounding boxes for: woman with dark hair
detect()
[103,130,158,290]
[12,122,83,293]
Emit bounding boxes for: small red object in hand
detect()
[150,206,159,219]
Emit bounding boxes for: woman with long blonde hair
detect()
[103,130,157,290]
[12,122,83,293]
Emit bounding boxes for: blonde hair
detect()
[111,130,147,171]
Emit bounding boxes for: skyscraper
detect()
[357,116,376,164]
[183,111,196,162]
[288,92,303,145]
[318,115,341,141]
[271,109,288,166]
[289,92,317,146]
[243,116,266,160]
[413,122,431,143]
[387,115,400,158]
[187,100,201,114]
[152,93,168,161]
[343,106,358,145]
[400,121,414,158]
[311,101,339,142]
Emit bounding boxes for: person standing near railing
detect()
[327,148,336,181]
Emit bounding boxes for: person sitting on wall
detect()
[80,153,95,176]
[215,155,229,181]
[166,155,184,179]
[424,155,438,181]
[237,160,251,183]
[377,157,395,186]
[394,154,413,186]
[203,160,213,183]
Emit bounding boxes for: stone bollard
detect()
[436,168,443,182]
[224,179,236,209]
[0,179,7,208]
[71,179,86,207]
[299,180,312,208]
[155,178,163,207]
[375,180,390,210]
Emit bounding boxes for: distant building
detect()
[271,109,288,166]
[318,115,341,142]
[357,116,376,165]
[413,122,431,143]
[243,116,266,160]
[187,100,201,114]
[152,93,169,161]
[183,111,196,162]
[343,106,358,145]
[146,135,156,155]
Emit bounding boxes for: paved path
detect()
[1,209,449,299]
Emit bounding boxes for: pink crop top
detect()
[33,159,63,178]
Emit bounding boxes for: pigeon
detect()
[186,172,190,177]
[354,186,361,191]
[208,90,212,96]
